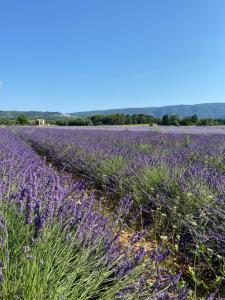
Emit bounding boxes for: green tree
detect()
[169,115,180,126]
[161,114,169,125]
[191,114,198,124]
[16,114,29,125]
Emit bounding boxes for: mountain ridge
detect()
[71,103,225,118]
[0,103,225,119]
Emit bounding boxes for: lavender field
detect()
[1,128,192,299]
[47,125,225,134]
[0,126,224,299]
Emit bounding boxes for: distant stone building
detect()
[35,119,45,126]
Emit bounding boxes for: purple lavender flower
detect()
[0,261,3,284]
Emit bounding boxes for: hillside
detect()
[1,103,225,120]
[0,111,64,120]
[71,103,225,118]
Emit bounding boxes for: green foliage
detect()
[100,156,125,175]
[97,157,126,188]
[68,118,92,126]
[138,165,171,191]
[16,114,29,125]
[161,114,180,126]
[55,118,92,126]
[139,143,155,153]
[90,114,160,126]
[198,118,219,126]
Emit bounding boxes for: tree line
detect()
[0,113,225,126]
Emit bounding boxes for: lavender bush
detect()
[15,126,225,295]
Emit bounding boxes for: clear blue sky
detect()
[0,0,225,112]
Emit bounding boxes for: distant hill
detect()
[0,111,64,120]
[1,103,225,120]
[71,103,225,119]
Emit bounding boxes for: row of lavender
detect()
[0,128,188,299]
[16,126,225,294]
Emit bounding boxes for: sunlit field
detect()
[43,125,225,134]
[0,126,224,299]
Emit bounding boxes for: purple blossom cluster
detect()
[0,128,189,299]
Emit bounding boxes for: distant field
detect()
[47,124,225,134]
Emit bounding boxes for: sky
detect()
[0,0,225,113]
